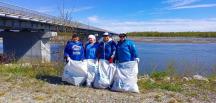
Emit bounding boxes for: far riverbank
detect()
[129,37,216,43]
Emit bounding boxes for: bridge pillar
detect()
[0,31,57,62]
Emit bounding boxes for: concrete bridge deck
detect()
[0,2,117,62]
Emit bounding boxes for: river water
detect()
[1,41,216,75]
[136,42,216,75]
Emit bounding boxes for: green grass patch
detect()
[150,71,168,80]
[159,82,182,92]
[139,66,182,92]
[138,79,183,92]
[0,63,63,78]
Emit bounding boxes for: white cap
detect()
[103,32,109,36]
[88,34,96,40]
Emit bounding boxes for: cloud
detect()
[34,7,55,14]
[163,0,216,9]
[171,4,216,9]
[65,6,93,13]
[88,18,216,33]
[165,0,201,7]
[87,16,98,22]
[73,6,93,12]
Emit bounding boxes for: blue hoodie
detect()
[116,40,138,63]
[85,42,99,59]
[97,39,116,60]
[64,40,84,61]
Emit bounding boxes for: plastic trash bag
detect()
[86,59,98,87]
[111,61,139,93]
[93,59,116,89]
[62,58,87,86]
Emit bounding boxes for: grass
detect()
[0,63,63,79]
[138,68,216,97]
[1,62,216,96]
[187,79,216,92]
[138,70,183,92]
[0,63,65,96]
[0,63,183,92]
[150,71,168,80]
[138,79,183,92]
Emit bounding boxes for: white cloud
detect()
[163,0,216,9]
[65,6,93,13]
[88,18,216,33]
[73,6,93,12]
[171,4,216,9]
[87,16,98,22]
[165,0,201,7]
[35,7,55,14]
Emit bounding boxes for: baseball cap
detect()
[119,33,127,37]
[103,32,109,36]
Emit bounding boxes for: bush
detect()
[138,79,182,92]
[150,71,168,80]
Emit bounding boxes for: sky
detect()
[1,0,216,33]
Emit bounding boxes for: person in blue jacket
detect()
[85,34,99,59]
[97,32,116,63]
[115,33,139,63]
[64,34,84,61]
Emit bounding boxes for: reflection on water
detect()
[50,43,64,62]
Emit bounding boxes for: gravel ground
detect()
[1,75,213,103]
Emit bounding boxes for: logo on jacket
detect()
[72,45,81,50]
[72,45,81,55]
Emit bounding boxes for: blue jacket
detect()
[64,40,84,61]
[84,42,99,59]
[97,40,116,60]
[116,40,138,63]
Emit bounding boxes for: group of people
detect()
[64,32,139,64]
[63,32,140,92]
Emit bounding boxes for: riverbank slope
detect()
[0,64,216,102]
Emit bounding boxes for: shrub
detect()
[150,71,168,80]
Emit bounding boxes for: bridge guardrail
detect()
[0,2,112,33]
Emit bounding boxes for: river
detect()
[1,40,216,75]
[136,42,216,75]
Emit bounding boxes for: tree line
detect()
[127,32,216,37]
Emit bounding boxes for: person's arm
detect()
[81,43,85,60]
[111,41,117,58]
[129,41,138,59]
[96,43,101,60]
[84,43,87,59]
[115,43,118,62]
[64,41,70,62]
[109,41,116,63]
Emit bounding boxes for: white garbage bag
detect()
[93,59,116,89]
[111,61,139,93]
[62,58,87,86]
[86,59,98,87]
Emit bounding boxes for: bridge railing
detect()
[0,2,109,32]
[0,2,74,25]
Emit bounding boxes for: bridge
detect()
[0,2,116,62]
